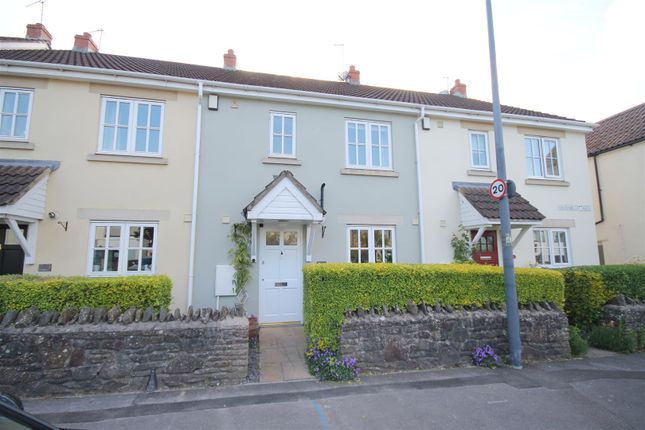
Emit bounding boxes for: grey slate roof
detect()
[243,170,325,218]
[0,159,59,206]
[454,182,545,221]
[586,103,645,156]
[0,49,580,122]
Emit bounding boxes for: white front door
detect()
[259,225,303,323]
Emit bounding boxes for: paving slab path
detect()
[259,324,314,382]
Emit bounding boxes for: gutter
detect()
[414,107,426,263]
[593,155,605,225]
[187,81,204,307]
[1,59,595,132]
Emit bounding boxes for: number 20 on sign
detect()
[489,178,507,201]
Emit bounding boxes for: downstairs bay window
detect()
[347,226,395,263]
[89,222,157,275]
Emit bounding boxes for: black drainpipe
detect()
[593,155,605,225]
[320,183,326,211]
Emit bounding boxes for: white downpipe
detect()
[414,106,426,263]
[187,81,204,308]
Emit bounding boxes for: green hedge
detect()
[303,263,564,350]
[571,264,645,299]
[562,270,608,329]
[0,275,172,312]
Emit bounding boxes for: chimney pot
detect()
[449,79,467,98]
[25,23,53,44]
[73,32,98,53]
[347,65,360,85]
[223,49,237,71]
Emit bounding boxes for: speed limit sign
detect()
[489,178,507,201]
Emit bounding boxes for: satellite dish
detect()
[338,71,349,82]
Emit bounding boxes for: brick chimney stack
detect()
[450,79,467,98]
[73,32,98,53]
[223,49,237,71]
[25,23,52,45]
[348,65,360,85]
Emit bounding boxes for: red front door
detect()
[471,230,499,266]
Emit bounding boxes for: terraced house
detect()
[0,23,599,319]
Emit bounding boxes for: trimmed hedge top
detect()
[0,275,172,312]
[304,263,564,350]
[569,264,645,299]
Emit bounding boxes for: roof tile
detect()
[586,103,645,156]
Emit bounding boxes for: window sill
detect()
[87,153,168,165]
[0,140,34,150]
[262,157,302,166]
[340,168,399,178]
[467,169,496,177]
[525,178,569,187]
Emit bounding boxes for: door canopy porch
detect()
[243,170,326,262]
[452,182,545,250]
[0,159,60,263]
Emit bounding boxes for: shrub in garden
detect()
[304,263,564,351]
[0,275,172,312]
[471,345,500,368]
[588,322,637,353]
[562,270,608,329]
[305,345,359,381]
[568,326,588,356]
[572,264,645,300]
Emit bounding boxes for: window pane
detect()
[0,115,11,136]
[105,101,117,124]
[116,127,128,151]
[380,127,388,147]
[118,102,130,126]
[360,250,369,263]
[102,126,115,151]
[143,227,155,247]
[107,250,119,271]
[381,147,390,167]
[384,230,392,247]
[94,226,107,247]
[357,124,366,143]
[385,250,393,263]
[137,104,149,127]
[372,143,380,166]
[284,116,293,135]
[375,249,383,263]
[14,116,27,137]
[266,231,280,246]
[350,229,358,248]
[141,249,153,271]
[350,249,358,263]
[283,135,293,155]
[374,229,382,247]
[284,231,298,246]
[17,93,30,114]
[128,226,141,247]
[150,105,161,128]
[371,126,379,146]
[273,116,282,134]
[127,249,140,271]
[109,226,121,247]
[2,92,16,112]
[272,134,282,154]
[348,143,357,165]
[347,122,356,143]
[92,250,105,272]
[135,129,147,152]
[358,144,366,165]
[360,229,368,247]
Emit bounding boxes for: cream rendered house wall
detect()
[588,142,645,264]
[0,76,196,309]
[419,117,599,267]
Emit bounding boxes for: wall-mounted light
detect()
[48,211,58,219]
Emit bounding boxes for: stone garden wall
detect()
[0,306,248,398]
[340,303,570,372]
[602,295,645,331]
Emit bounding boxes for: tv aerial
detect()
[26,0,46,23]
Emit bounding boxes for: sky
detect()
[1,0,643,122]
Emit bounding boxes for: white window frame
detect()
[524,136,563,179]
[345,120,393,170]
[533,228,571,268]
[0,87,34,140]
[346,225,396,263]
[269,112,296,158]
[97,97,165,156]
[87,221,159,276]
[469,131,490,170]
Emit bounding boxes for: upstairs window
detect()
[347,226,395,263]
[469,131,490,169]
[89,222,157,275]
[346,120,391,169]
[533,228,570,267]
[525,136,561,179]
[0,88,33,139]
[99,97,164,156]
[270,112,296,158]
